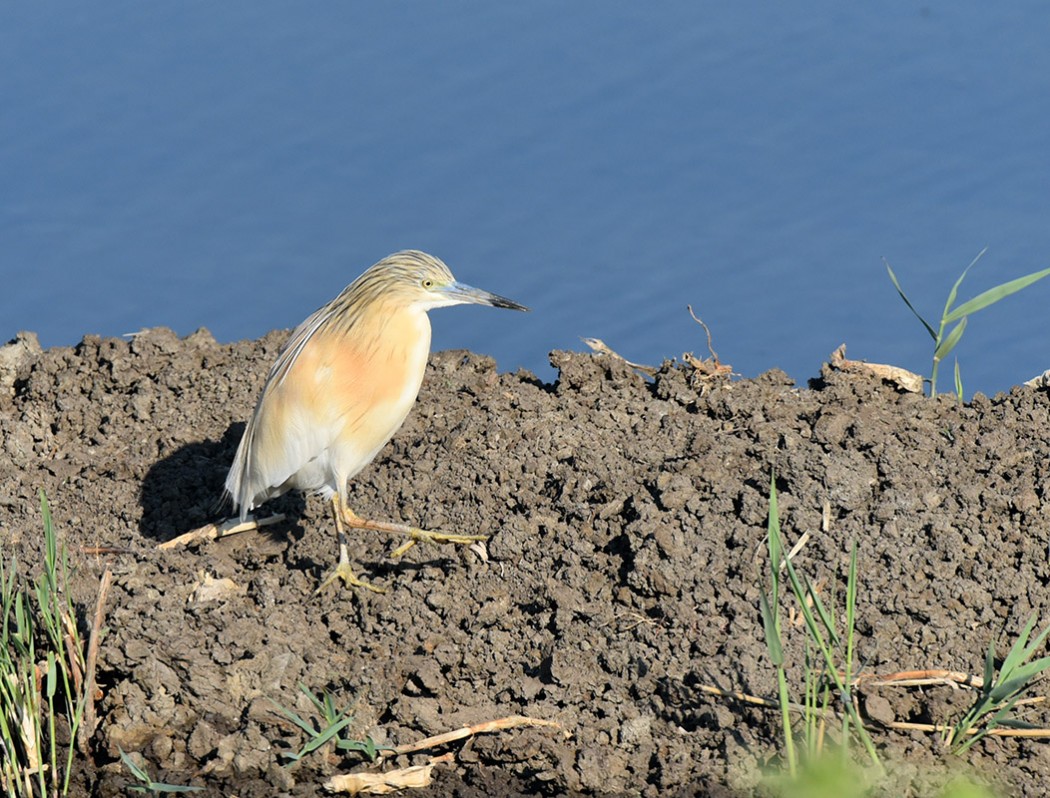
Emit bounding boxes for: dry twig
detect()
[888,721,1050,739]
[683,306,734,383]
[158,513,287,550]
[393,714,564,755]
[79,567,112,753]
[854,669,986,689]
[698,668,1050,740]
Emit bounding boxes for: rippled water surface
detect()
[4,2,1050,396]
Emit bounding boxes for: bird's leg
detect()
[315,495,387,595]
[339,505,487,557]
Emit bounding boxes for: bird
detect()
[223,250,528,593]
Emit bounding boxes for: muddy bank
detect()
[2,327,1050,796]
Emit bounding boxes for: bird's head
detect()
[370,250,529,313]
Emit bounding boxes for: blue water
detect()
[4,3,1050,398]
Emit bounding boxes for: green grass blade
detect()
[979,698,1024,740]
[299,683,326,714]
[774,666,797,778]
[933,317,967,363]
[118,747,152,784]
[991,659,1050,702]
[1018,618,1050,661]
[954,359,963,401]
[944,265,1050,323]
[335,736,391,760]
[45,652,57,700]
[885,261,937,340]
[982,640,995,690]
[954,730,985,755]
[997,615,1038,679]
[997,656,1050,694]
[268,699,317,737]
[845,543,858,680]
[760,592,784,666]
[942,247,985,320]
[322,692,340,724]
[40,490,59,596]
[804,575,840,646]
[292,713,354,760]
[768,475,780,543]
[995,717,1048,730]
[764,476,797,777]
[768,474,782,603]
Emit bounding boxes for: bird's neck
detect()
[361,299,432,364]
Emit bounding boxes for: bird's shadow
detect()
[138,422,305,544]
[288,552,461,585]
[138,425,457,584]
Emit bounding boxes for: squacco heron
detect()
[224,250,528,593]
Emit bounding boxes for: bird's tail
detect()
[223,425,254,522]
[210,485,236,518]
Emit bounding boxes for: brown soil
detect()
[3,327,1050,797]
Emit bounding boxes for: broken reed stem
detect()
[695,684,826,719]
[889,721,1050,739]
[854,669,986,689]
[393,715,564,755]
[62,610,85,699]
[158,513,287,550]
[698,674,1050,739]
[78,567,113,754]
[697,670,993,707]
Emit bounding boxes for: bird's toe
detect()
[314,562,386,595]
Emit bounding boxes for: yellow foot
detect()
[314,561,386,595]
[391,529,489,558]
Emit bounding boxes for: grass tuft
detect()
[0,491,88,798]
[885,250,1050,398]
[948,613,1050,754]
[269,684,389,765]
[761,475,880,773]
[118,747,202,795]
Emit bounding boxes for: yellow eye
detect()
[421,278,434,289]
